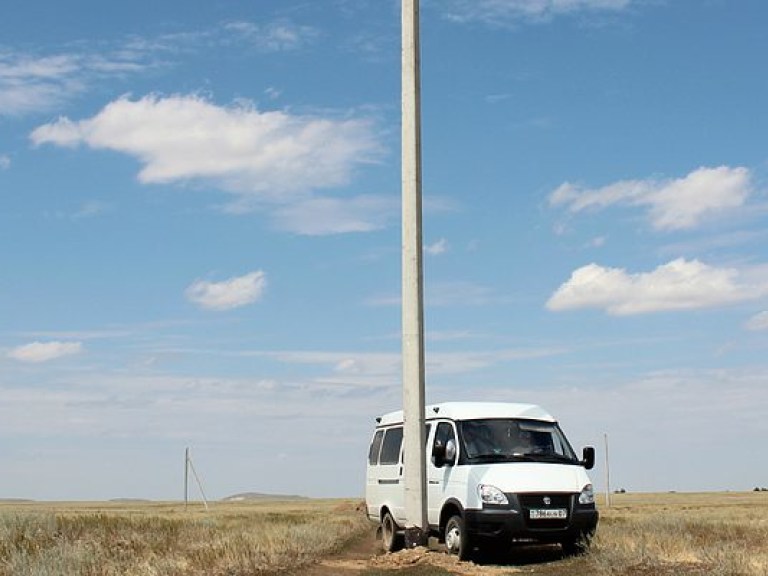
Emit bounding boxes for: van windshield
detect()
[458,419,579,464]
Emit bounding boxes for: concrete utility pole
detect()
[401,0,428,547]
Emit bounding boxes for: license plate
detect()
[529,508,567,520]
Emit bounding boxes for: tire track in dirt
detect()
[291,526,571,576]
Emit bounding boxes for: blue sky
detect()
[2,0,767,500]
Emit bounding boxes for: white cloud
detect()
[1,20,315,117]
[0,155,9,170]
[186,271,267,311]
[549,166,754,231]
[745,311,768,331]
[425,238,449,255]
[31,94,382,204]
[442,0,631,25]
[0,51,154,116]
[547,258,768,315]
[270,195,396,235]
[223,21,319,52]
[8,341,83,363]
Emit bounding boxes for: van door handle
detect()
[428,480,440,485]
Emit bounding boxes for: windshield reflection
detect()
[458,419,578,463]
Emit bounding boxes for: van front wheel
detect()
[381,511,403,552]
[445,515,472,561]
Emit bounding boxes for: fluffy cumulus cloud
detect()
[550,166,754,231]
[31,94,380,197]
[186,270,267,311]
[30,94,391,234]
[442,0,631,25]
[547,258,768,315]
[8,341,83,363]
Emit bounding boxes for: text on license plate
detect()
[529,508,567,520]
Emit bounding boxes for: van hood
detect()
[468,463,590,494]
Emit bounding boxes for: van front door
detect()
[427,421,457,527]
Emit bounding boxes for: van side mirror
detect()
[432,439,457,468]
[445,439,456,465]
[581,446,595,470]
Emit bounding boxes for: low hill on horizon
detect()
[221,492,308,502]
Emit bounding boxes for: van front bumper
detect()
[464,495,598,543]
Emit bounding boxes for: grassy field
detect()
[1,492,766,575]
[586,492,768,576]
[0,499,369,576]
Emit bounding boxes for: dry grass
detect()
[586,492,768,576]
[1,493,766,576]
[0,499,370,576]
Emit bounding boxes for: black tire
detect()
[381,511,404,552]
[444,514,473,561]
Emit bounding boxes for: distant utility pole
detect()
[184,448,189,510]
[184,447,210,511]
[604,434,611,508]
[401,0,428,547]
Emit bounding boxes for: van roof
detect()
[376,401,555,427]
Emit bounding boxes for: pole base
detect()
[404,527,429,549]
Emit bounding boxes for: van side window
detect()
[379,427,404,465]
[368,430,384,465]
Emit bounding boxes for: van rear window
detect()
[379,427,403,465]
[368,430,384,465]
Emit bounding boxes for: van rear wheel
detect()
[445,514,472,561]
[381,511,403,552]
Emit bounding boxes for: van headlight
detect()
[578,484,595,505]
[478,484,508,505]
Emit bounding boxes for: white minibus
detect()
[365,402,598,559]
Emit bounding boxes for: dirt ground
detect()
[295,526,587,576]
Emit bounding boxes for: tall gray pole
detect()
[401,0,428,547]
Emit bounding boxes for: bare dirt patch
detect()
[290,527,581,576]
